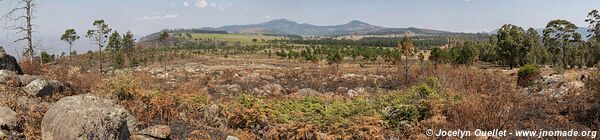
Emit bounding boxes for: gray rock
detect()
[226,135,240,140]
[295,88,321,96]
[137,125,170,139]
[131,134,156,140]
[347,90,358,98]
[203,104,226,128]
[0,47,23,75]
[0,70,20,87]
[258,84,284,96]
[239,72,261,82]
[23,79,64,96]
[18,74,44,86]
[347,87,367,97]
[336,87,349,93]
[215,84,241,95]
[42,94,137,140]
[342,73,366,81]
[0,130,5,139]
[543,75,564,85]
[0,107,17,128]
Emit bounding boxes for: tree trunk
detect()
[26,0,33,62]
[99,46,103,74]
[69,42,72,59]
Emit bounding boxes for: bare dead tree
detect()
[1,0,36,61]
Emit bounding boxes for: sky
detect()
[0,0,599,56]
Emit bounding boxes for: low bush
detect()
[384,104,420,129]
[517,64,541,87]
[105,72,138,100]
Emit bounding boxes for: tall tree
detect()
[429,47,447,69]
[122,31,136,67]
[525,28,544,65]
[1,0,36,61]
[60,29,80,59]
[585,9,600,67]
[543,19,581,69]
[86,20,112,74]
[398,36,416,82]
[107,31,123,69]
[586,9,600,43]
[496,24,527,69]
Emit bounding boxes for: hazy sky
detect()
[0,0,599,56]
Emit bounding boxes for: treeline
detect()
[429,9,600,70]
[274,37,450,49]
[162,29,228,34]
[274,44,415,65]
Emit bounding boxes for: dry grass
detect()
[6,49,599,139]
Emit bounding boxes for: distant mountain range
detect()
[199,18,455,36]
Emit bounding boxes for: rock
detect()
[294,88,321,96]
[347,90,358,97]
[137,125,171,139]
[336,87,349,93]
[131,135,156,140]
[23,79,65,96]
[203,104,226,128]
[258,84,284,96]
[0,107,17,128]
[18,74,44,86]
[0,70,20,87]
[226,135,240,140]
[567,81,585,89]
[215,84,241,95]
[342,73,366,80]
[543,75,564,85]
[0,130,5,139]
[42,94,137,140]
[239,73,261,82]
[347,87,367,97]
[0,47,23,75]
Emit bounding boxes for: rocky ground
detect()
[1,51,597,139]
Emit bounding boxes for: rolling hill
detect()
[199,18,454,36]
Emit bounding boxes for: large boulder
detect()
[135,125,171,139]
[0,47,23,75]
[18,74,44,86]
[226,135,240,140]
[253,83,285,96]
[292,88,321,96]
[0,70,20,87]
[23,79,64,96]
[0,107,17,128]
[214,84,241,95]
[42,94,137,140]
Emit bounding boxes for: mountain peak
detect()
[348,20,368,25]
[264,18,297,24]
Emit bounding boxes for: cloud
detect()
[265,16,271,19]
[195,0,207,8]
[183,1,190,6]
[209,2,232,10]
[134,13,179,21]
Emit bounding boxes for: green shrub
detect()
[106,73,137,100]
[191,95,209,106]
[413,83,438,99]
[384,104,420,129]
[517,64,541,87]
